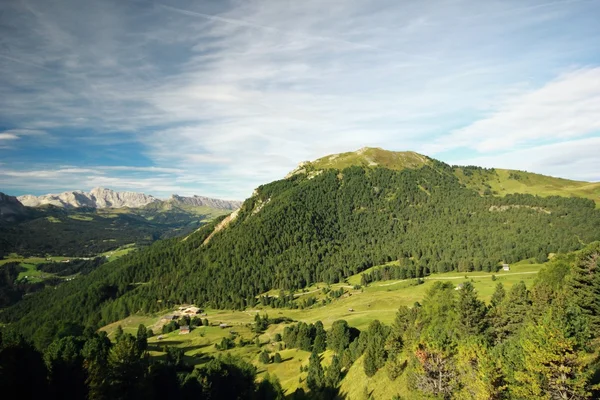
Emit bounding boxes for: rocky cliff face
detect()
[18,187,159,209]
[0,192,27,221]
[169,195,242,210]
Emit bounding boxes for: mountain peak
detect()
[288,148,431,177]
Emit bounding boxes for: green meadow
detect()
[101,259,543,396]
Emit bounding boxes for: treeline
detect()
[3,165,600,337]
[0,325,286,400]
[37,257,106,276]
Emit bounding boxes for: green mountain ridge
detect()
[3,149,600,339]
[289,147,600,205]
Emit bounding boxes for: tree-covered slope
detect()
[294,147,600,205]
[3,159,600,338]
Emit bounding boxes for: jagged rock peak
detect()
[18,187,159,209]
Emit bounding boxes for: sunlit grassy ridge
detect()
[298,147,600,206]
[305,147,432,172]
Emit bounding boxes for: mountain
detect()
[18,187,244,211]
[167,194,242,210]
[18,187,159,209]
[4,148,600,338]
[0,192,27,222]
[291,147,600,205]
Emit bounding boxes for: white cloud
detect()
[424,67,600,154]
[450,136,600,182]
[0,133,19,141]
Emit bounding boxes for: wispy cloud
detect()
[423,67,600,153]
[0,0,599,198]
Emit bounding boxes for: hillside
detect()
[292,147,600,205]
[0,192,27,222]
[3,152,600,337]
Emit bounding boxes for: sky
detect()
[0,0,599,200]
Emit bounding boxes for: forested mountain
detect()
[2,151,600,340]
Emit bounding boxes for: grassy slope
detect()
[455,167,600,206]
[296,148,600,206]
[306,147,431,172]
[101,259,542,396]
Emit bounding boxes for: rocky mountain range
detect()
[18,187,159,209]
[16,187,242,210]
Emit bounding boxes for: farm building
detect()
[179,325,190,334]
[502,263,510,271]
[161,315,177,321]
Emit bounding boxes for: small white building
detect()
[502,263,510,271]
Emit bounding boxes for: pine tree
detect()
[306,351,325,392]
[273,352,282,363]
[513,310,590,399]
[492,281,530,343]
[114,325,124,342]
[313,321,327,353]
[363,320,388,377]
[259,350,271,364]
[135,325,148,353]
[326,354,342,387]
[564,242,600,335]
[455,282,487,337]
[490,283,506,308]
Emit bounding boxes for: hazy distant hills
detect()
[17,187,242,210]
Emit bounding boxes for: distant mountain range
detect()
[15,187,242,210]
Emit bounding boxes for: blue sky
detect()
[0,0,599,200]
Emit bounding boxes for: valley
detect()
[1,149,599,399]
[99,258,543,396]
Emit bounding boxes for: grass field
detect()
[100,243,137,261]
[101,259,543,397]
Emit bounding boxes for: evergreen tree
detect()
[313,321,327,353]
[306,351,325,392]
[259,349,271,364]
[327,320,351,354]
[513,310,590,399]
[326,354,342,387]
[564,242,600,335]
[135,324,148,353]
[363,320,388,377]
[114,325,124,343]
[273,352,282,363]
[490,283,506,308]
[492,281,530,343]
[455,282,487,337]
